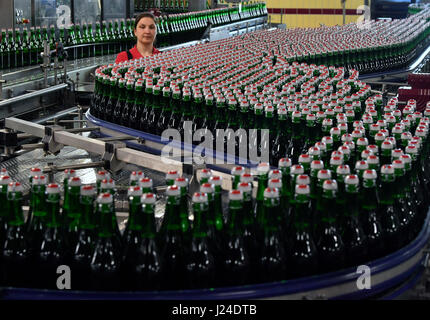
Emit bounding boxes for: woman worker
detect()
[115,12,161,63]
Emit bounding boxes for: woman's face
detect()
[134,17,156,45]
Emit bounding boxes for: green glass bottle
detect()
[6,29,15,69]
[231,166,245,190]
[287,110,304,163]
[122,186,143,245]
[99,178,122,243]
[208,175,225,235]
[36,183,67,289]
[0,175,11,246]
[287,184,318,278]
[341,174,368,267]
[271,108,289,165]
[392,158,411,247]
[159,185,186,290]
[237,180,258,270]
[61,169,76,226]
[72,185,97,290]
[301,113,318,155]
[200,182,223,259]
[64,176,82,251]
[157,86,174,131]
[90,193,122,291]
[359,169,385,260]
[104,77,118,123]
[25,167,42,230]
[312,168,332,238]
[175,177,191,243]
[128,80,144,129]
[123,192,163,290]
[278,158,293,228]
[268,176,286,227]
[34,27,43,64]
[120,79,136,127]
[315,179,345,273]
[380,140,394,166]
[113,78,127,125]
[1,29,8,69]
[257,187,286,282]
[378,165,402,255]
[94,22,103,56]
[21,27,30,66]
[401,152,420,241]
[13,28,23,68]
[409,137,429,222]
[2,182,30,287]
[218,190,250,286]
[27,175,47,258]
[185,192,216,289]
[254,162,270,237]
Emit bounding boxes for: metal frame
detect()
[5,116,183,174]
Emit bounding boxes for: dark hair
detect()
[134,12,156,29]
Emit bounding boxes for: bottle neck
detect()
[393,171,407,199]
[45,193,61,228]
[262,197,280,232]
[227,199,244,235]
[79,195,96,230]
[127,196,142,231]
[67,186,82,218]
[7,192,25,227]
[142,203,157,238]
[164,195,182,231]
[280,169,291,197]
[0,186,8,218]
[117,86,127,101]
[362,185,378,211]
[241,190,254,226]
[379,180,395,206]
[256,174,268,201]
[97,203,116,238]
[318,193,337,223]
[232,175,241,190]
[213,189,224,231]
[31,185,47,218]
[192,202,209,238]
[293,196,312,231]
[344,190,360,217]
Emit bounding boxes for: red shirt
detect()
[115,45,161,63]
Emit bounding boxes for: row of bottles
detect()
[156,3,267,47]
[91,63,363,167]
[1,115,429,291]
[0,20,135,69]
[136,0,189,13]
[0,3,268,70]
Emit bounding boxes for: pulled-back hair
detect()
[134,12,156,29]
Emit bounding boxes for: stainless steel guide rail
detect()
[0,83,69,108]
[3,117,236,190]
